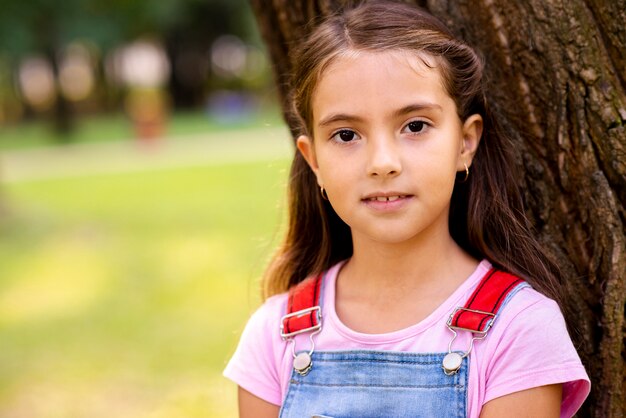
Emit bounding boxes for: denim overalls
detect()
[280,350,468,417]
[278,269,526,418]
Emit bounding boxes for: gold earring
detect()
[320,186,329,200]
[462,163,469,182]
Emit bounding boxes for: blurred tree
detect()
[161,0,260,108]
[249,0,626,417]
[0,0,87,136]
[0,0,257,133]
[0,0,177,137]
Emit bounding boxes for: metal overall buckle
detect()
[280,306,322,376]
[443,307,496,376]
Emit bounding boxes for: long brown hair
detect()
[262,0,564,307]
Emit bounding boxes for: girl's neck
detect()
[342,228,478,295]
[335,229,480,334]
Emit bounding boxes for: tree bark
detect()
[249,0,626,416]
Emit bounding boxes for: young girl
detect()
[225,2,590,417]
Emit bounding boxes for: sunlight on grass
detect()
[0,151,290,417]
[0,234,110,324]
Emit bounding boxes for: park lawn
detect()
[0,157,290,417]
[0,106,283,151]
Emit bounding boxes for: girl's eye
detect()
[403,120,428,134]
[331,129,359,142]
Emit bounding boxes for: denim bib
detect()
[279,268,526,417]
[279,350,468,418]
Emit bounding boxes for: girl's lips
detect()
[364,195,409,202]
[361,194,413,210]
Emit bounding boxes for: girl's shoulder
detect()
[490,283,565,337]
[243,291,291,342]
[223,291,292,406]
[476,285,591,415]
[483,282,573,359]
[456,264,566,338]
[258,291,291,319]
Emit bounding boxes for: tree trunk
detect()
[250,0,626,416]
[45,46,74,139]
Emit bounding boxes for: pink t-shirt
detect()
[224,260,590,417]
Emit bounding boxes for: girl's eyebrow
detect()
[318,103,443,127]
[392,103,443,118]
[318,113,364,127]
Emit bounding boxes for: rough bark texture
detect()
[249,0,626,416]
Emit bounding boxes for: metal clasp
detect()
[280,306,322,339]
[443,307,497,375]
[280,306,322,376]
[446,307,496,334]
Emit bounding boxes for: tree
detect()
[249,0,626,416]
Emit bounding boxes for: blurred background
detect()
[0,0,291,416]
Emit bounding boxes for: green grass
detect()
[0,106,283,151]
[0,155,290,417]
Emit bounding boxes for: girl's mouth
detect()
[365,195,408,202]
[362,194,414,211]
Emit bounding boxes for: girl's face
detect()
[297,50,482,247]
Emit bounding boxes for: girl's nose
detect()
[366,136,402,178]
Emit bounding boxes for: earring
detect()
[320,186,329,200]
[461,163,469,182]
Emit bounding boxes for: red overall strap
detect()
[281,274,323,337]
[282,268,525,337]
[450,268,525,332]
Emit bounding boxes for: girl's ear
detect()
[296,135,322,181]
[458,114,483,169]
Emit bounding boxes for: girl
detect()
[225,1,590,417]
